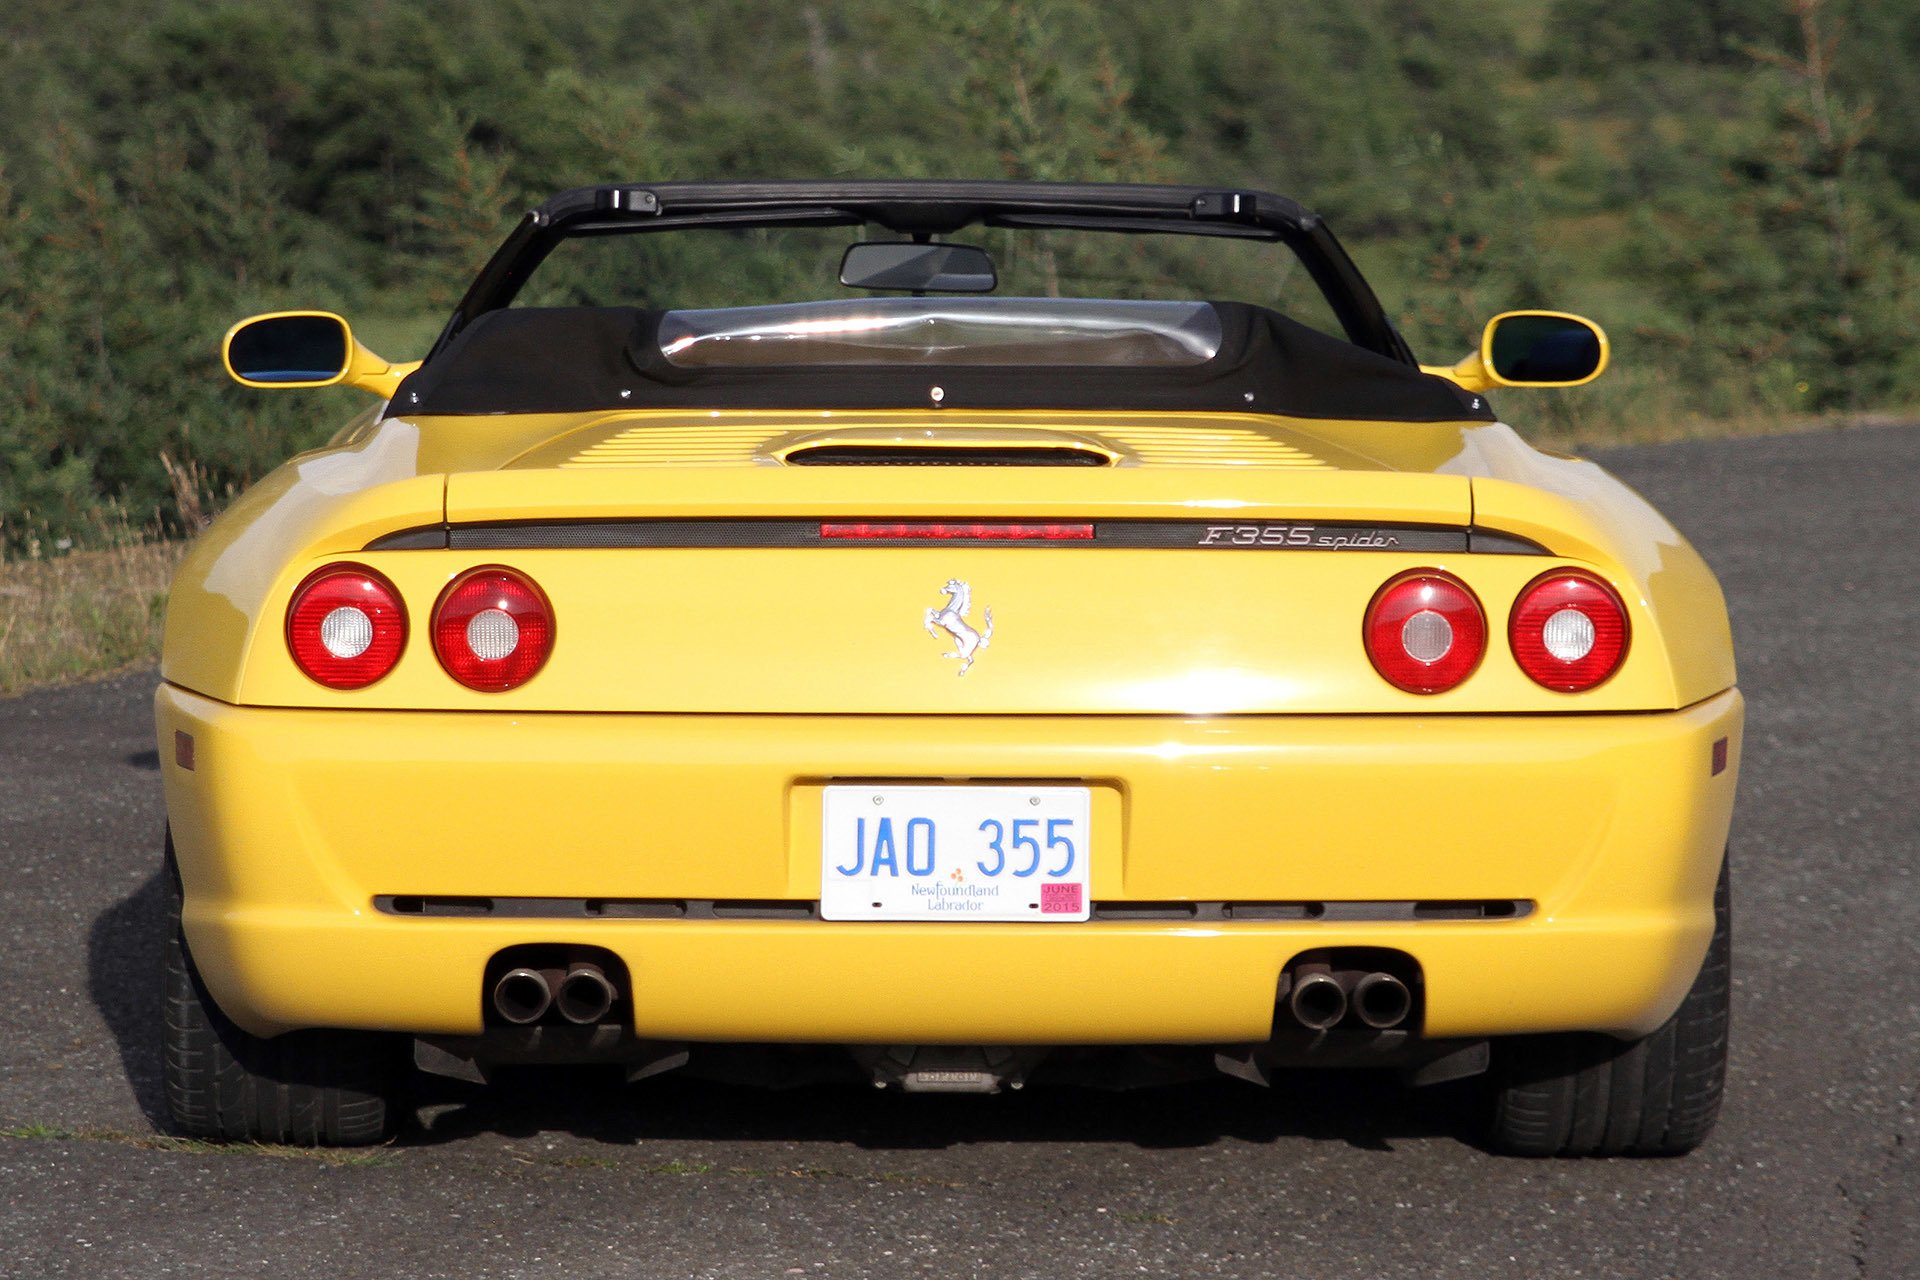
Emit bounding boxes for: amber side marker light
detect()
[1510,570,1630,692]
[432,566,555,692]
[286,564,408,689]
[1364,571,1487,694]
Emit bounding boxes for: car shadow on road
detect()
[87,868,171,1130]
[404,1065,1484,1154]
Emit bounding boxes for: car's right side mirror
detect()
[1425,311,1609,393]
[1483,311,1608,387]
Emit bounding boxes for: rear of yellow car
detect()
[156,412,1740,1154]
[160,181,1736,1154]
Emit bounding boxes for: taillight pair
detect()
[1364,569,1628,694]
[285,565,553,691]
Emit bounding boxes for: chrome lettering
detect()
[1193,523,1406,548]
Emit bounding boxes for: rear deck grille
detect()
[783,446,1108,467]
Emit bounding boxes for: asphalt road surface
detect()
[2,424,1915,1279]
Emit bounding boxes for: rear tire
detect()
[161,835,406,1145]
[1485,852,1730,1156]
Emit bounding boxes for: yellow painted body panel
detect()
[159,399,1742,1052]
[158,682,1741,1043]
[162,410,1733,713]
[159,422,441,704]
[229,545,1687,714]
[535,417,1339,469]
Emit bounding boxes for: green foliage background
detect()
[4,0,1917,546]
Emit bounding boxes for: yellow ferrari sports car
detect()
[158,181,1739,1154]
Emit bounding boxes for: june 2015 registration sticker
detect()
[821,785,1093,922]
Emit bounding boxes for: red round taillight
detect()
[285,565,408,690]
[1363,571,1486,694]
[431,567,554,692]
[1510,570,1630,691]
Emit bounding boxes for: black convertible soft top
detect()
[390,301,1493,423]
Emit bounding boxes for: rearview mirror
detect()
[840,242,997,293]
[1482,312,1608,387]
[223,312,352,387]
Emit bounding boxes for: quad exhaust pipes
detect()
[1282,959,1416,1031]
[489,961,620,1026]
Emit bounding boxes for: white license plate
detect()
[821,785,1093,922]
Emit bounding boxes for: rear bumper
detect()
[157,684,1741,1044]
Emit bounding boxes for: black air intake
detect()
[783,446,1109,467]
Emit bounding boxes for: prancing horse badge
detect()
[925,579,993,675]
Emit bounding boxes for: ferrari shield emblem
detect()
[925,579,994,675]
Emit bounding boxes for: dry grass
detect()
[0,540,187,696]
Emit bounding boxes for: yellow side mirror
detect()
[221,311,420,399]
[1423,310,1610,393]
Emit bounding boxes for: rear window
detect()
[657,298,1224,369]
[517,225,1346,339]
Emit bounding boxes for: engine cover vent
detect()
[782,445,1109,467]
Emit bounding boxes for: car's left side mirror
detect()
[1425,311,1609,393]
[222,311,419,399]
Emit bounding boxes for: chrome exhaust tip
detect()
[492,967,554,1025]
[554,962,618,1025]
[1288,964,1348,1031]
[1352,971,1413,1030]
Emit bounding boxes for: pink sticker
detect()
[1040,883,1084,915]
